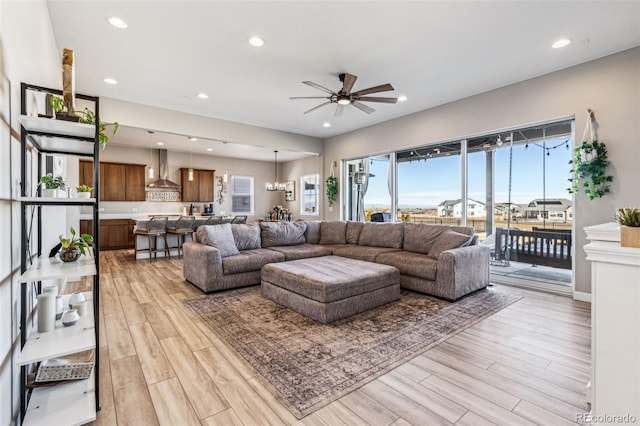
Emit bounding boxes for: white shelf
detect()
[19,197,96,204]
[18,292,95,366]
[19,115,95,138]
[23,370,96,426]
[19,255,96,284]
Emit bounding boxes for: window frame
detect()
[230,175,254,215]
[300,173,320,216]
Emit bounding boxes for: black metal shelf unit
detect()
[19,82,101,424]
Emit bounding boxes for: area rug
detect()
[184,286,520,419]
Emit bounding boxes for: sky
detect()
[363,138,573,209]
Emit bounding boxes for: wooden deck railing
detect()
[494,227,572,270]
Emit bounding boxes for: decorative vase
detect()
[61,309,80,327]
[43,188,58,198]
[59,246,81,262]
[77,192,91,199]
[68,292,86,309]
[55,296,64,320]
[620,226,640,248]
[37,294,56,333]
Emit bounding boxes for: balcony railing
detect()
[494,227,572,270]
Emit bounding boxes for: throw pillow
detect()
[427,229,473,259]
[197,224,240,257]
[302,220,321,244]
[358,223,404,248]
[403,223,450,254]
[260,222,307,247]
[319,221,347,245]
[231,223,261,251]
[346,221,364,244]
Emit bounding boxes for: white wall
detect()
[323,47,640,295]
[0,1,63,424]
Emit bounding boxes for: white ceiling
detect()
[47,1,640,150]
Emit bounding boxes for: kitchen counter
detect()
[79,213,216,220]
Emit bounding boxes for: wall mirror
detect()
[300,174,319,215]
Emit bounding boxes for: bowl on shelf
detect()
[61,309,80,326]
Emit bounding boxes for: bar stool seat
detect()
[134,216,169,261]
[167,216,196,258]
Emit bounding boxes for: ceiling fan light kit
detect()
[290,73,398,116]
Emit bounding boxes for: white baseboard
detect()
[573,291,591,303]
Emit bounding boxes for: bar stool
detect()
[204,216,223,225]
[231,215,247,224]
[166,215,196,258]
[134,216,169,261]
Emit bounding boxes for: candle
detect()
[37,294,56,332]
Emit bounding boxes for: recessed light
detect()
[108,17,128,29]
[103,77,117,85]
[197,93,209,99]
[323,122,331,128]
[552,38,572,49]
[206,148,213,152]
[156,142,164,146]
[397,95,407,102]
[188,136,198,141]
[249,36,265,47]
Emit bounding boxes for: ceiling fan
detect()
[290,73,397,116]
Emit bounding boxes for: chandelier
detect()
[266,150,286,191]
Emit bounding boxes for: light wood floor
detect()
[76,250,591,426]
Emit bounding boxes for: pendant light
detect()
[147,131,155,179]
[188,137,194,181]
[266,150,285,191]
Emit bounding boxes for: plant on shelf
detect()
[39,173,66,197]
[326,175,337,207]
[615,208,640,248]
[568,140,613,201]
[49,95,119,149]
[58,227,95,262]
[76,184,93,199]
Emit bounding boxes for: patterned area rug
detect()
[185,286,520,419]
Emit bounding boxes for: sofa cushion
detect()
[318,244,353,254]
[260,222,307,248]
[266,243,333,261]
[403,223,450,254]
[358,223,404,248]
[376,251,438,281]
[333,245,401,262]
[302,220,321,244]
[196,224,240,257]
[427,230,473,259]
[319,221,347,245]
[346,221,364,244]
[222,248,285,275]
[231,223,261,251]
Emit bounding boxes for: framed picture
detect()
[285,181,295,201]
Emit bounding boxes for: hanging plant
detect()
[568,140,613,200]
[326,175,338,207]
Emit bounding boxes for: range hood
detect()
[147,149,180,189]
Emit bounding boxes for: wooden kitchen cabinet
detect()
[79,161,146,201]
[181,168,214,202]
[80,219,136,250]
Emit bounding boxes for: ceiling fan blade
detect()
[353,83,394,96]
[289,96,331,99]
[351,101,375,114]
[341,73,357,95]
[357,96,398,104]
[304,101,333,115]
[302,81,337,95]
[335,104,345,117]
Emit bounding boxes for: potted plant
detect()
[59,227,95,262]
[568,140,613,200]
[49,95,119,149]
[49,95,79,122]
[76,184,93,199]
[326,175,337,211]
[615,208,640,248]
[39,174,66,198]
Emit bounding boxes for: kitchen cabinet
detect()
[79,161,145,201]
[181,168,214,202]
[81,219,136,250]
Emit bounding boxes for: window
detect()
[231,175,254,215]
[300,174,319,215]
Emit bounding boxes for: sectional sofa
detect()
[183,220,490,301]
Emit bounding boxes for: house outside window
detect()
[231,175,254,215]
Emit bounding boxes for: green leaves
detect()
[326,176,338,206]
[616,208,640,227]
[567,140,613,200]
[39,173,66,190]
[59,227,95,255]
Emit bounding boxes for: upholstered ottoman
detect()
[261,256,400,324]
